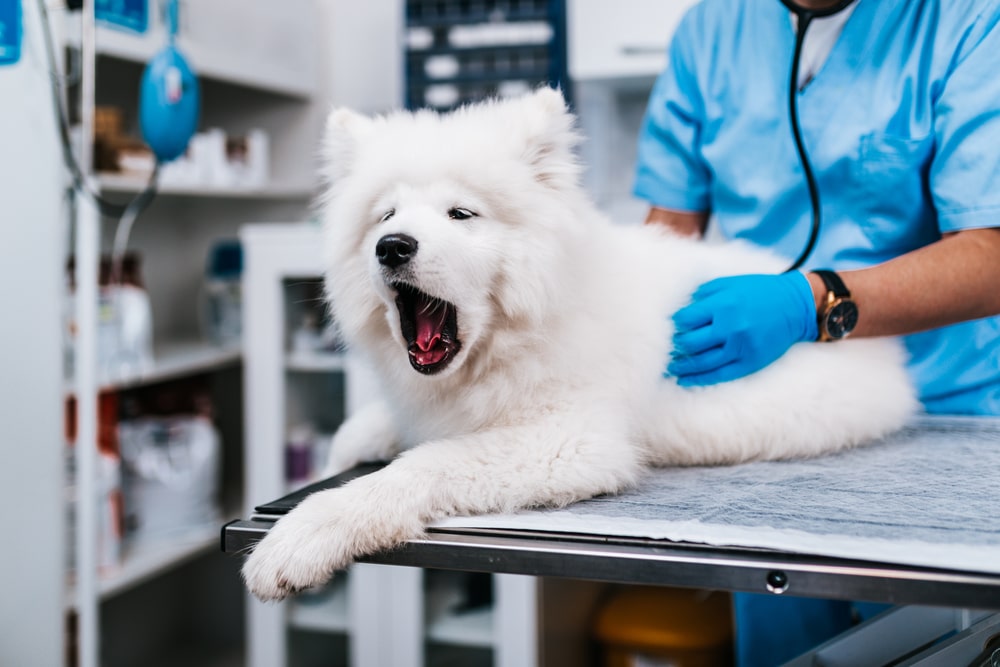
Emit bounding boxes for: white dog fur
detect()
[242,88,918,601]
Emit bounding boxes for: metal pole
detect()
[76,1,100,666]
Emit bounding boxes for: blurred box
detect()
[593,586,734,667]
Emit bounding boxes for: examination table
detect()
[224,415,1000,665]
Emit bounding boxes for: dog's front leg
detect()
[242,415,641,601]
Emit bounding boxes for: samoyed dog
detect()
[242,88,917,601]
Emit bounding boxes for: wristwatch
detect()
[811,269,859,341]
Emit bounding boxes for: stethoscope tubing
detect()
[778,0,858,272]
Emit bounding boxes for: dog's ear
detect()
[322,108,377,184]
[513,87,582,188]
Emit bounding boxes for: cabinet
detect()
[73,0,318,99]
[241,222,541,667]
[567,1,699,221]
[403,0,569,111]
[566,0,698,81]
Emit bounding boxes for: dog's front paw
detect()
[241,493,353,602]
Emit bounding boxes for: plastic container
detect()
[593,586,734,667]
[118,414,222,542]
[285,425,315,483]
[202,240,243,346]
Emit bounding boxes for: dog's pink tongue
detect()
[415,296,448,354]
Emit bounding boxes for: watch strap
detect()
[812,269,850,298]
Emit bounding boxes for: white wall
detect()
[314,0,403,114]
[0,1,67,665]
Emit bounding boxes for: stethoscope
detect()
[778,0,859,271]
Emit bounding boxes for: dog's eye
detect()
[379,209,395,223]
[448,207,476,221]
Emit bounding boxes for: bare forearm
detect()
[644,206,710,238]
[806,228,1000,338]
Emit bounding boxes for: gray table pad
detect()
[434,415,1000,575]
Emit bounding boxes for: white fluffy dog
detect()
[242,88,918,601]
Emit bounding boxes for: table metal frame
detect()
[223,518,1000,610]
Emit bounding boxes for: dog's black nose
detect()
[376,234,418,268]
[375,234,417,269]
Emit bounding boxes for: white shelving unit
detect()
[286,351,347,373]
[65,518,229,607]
[62,335,243,655]
[97,173,316,201]
[65,339,241,394]
[243,222,349,667]
[241,222,542,667]
[287,580,350,634]
[67,0,319,99]
[426,606,495,648]
[64,2,329,666]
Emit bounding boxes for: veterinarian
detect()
[633,0,1000,663]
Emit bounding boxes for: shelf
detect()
[286,351,347,373]
[407,68,553,86]
[423,572,495,648]
[427,606,495,648]
[97,173,316,201]
[68,17,318,99]
[288,576,494,646]
[66,519,228,608]
[405,8,552,28]
[406,42,553,57]
[288,578,350,633]
[66,340,242,394]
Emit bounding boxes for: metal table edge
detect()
[222,519,1000,609]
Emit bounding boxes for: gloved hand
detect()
[666,272,819,387]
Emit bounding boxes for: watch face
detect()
[825,300,859,339]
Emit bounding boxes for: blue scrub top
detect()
[634,0,1000,416]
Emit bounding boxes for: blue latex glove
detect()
[666,272,819,386]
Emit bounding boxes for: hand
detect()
[666,272,818,386]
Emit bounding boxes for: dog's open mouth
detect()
[392,283,461,374]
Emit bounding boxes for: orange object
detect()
[64,392,120,456]
[593,586,734,667]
